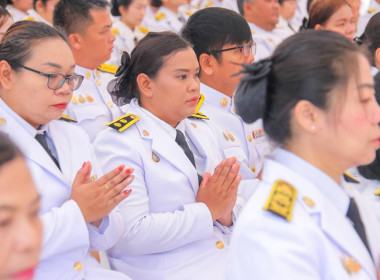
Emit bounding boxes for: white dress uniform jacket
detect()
[277,15,297,39]
[248,21,284,61]
[146,6,186,33]
[67,65,123,142]
[23,9,51,25]
[0,98,130,280]
[357,0,380,36]
[6,4,28,22]
[199,84,274,177]
[228,149,380,280]
[108,20,148,66]
[94,99,259,280]
[289,0,308,31]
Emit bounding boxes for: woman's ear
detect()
[199,53,215,76]
[375,48,380,68]
[293,100,320,134]
[0,60,14,91]
[314,24,324,31]
[136,73,153,98]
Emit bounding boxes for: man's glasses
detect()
[209,42,257,57]
[14,64,84,91]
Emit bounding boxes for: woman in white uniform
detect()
[94,31,258,280]
[228,30,380,279]
[0,135,42,280]
[0,21,133,280]
[109,0,148,65]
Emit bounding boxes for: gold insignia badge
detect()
[137,25,149,34]
[86,94,94,102]
[107,102,113,108]
[59,114,77,123]
[154,12,166,21]
[341,255,361,274]
[71,95,79,104]
[96,80,101,86]
[216,241,224,249]
[264,180,297,221]
[79,95,86,103]
[226,130,235,141]
[107,114,140,132]
[0,118,6,126]
[220,98,228,107]
[98,63,118,75]
[302,197,315,208]
[152,152,160,162]
[143,130,149,136]
[96,69,100,78]
[375,188,380,196]
[368,8,376,14]
[191,122,197,128]
[111,27,119,35]
[247,135,253,142]
[223,131,229,140]
[85,71,91,79]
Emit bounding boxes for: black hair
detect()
[181,7,252,62]
[108,31,191,105]
[0,133,22,168]
[235,30,363,146]
[0,21,68,71]
[53,0,109,35]
[359,13,380,67]
[111,0,132,16]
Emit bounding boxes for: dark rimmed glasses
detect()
[209,42,257,57]
[14,64,84,91]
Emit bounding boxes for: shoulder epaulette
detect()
[375,188,380,196]
[264,180,297,222]
[368,8,376,14]
[251,29,254,34]
[155,13,166,21]
[111,27,119,35]
[184,11,193,16]
[189,112,209,120]
[343,172,360,184]
[107,114,139,132]
[23,16,35,21]
[98,63,118,75]
[137,25,149,34]
[59,114,77,123]
[194,94,205,114]
[205,1,213,7]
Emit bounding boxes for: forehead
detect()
[329,5,353,20]
[161,48,198,70]
[28,38,74,65]
[87,8,112,28]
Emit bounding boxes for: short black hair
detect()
[181,7,252,62]
[53,0,109,35]
[110,0,132,16]
[359,13,380,66]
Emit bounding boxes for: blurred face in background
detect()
[120,0,148,29]
[280,0,297,20]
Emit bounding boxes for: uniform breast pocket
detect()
[222,145,249,166]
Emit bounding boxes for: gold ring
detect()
[105,184,110,190]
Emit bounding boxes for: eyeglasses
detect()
[14,64,84,91]
[209,42,257,57]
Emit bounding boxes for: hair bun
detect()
[234,59,272,123]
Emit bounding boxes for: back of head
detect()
[0,21,68,71]
[0,133,21,169]
[109,31,191,105]
[308,0,350,28]
[181,7,251,61]
[53,0,109,35]
[360,13,380,66]
[235,30,361,146]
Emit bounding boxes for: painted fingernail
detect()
[126,175,134,184]
[125,168,133,174]
[82,162,86,168]
[123,189,132,195]
[118,165,124,171]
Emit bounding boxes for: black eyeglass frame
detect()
[209,42,257,57]
[12,63,84,91]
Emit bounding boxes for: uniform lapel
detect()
[132,105,199,193]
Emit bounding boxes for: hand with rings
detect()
[70,161,134,226]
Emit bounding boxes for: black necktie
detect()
[346,197,372,256]
[35,132,60,169]
[175,129,202,184]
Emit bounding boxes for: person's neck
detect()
[284,141,345,184]
[163,4,179,14]
[200,77,234,98]
[121,17,135,30]
[247,17,276,32]
[73,53,100,70]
